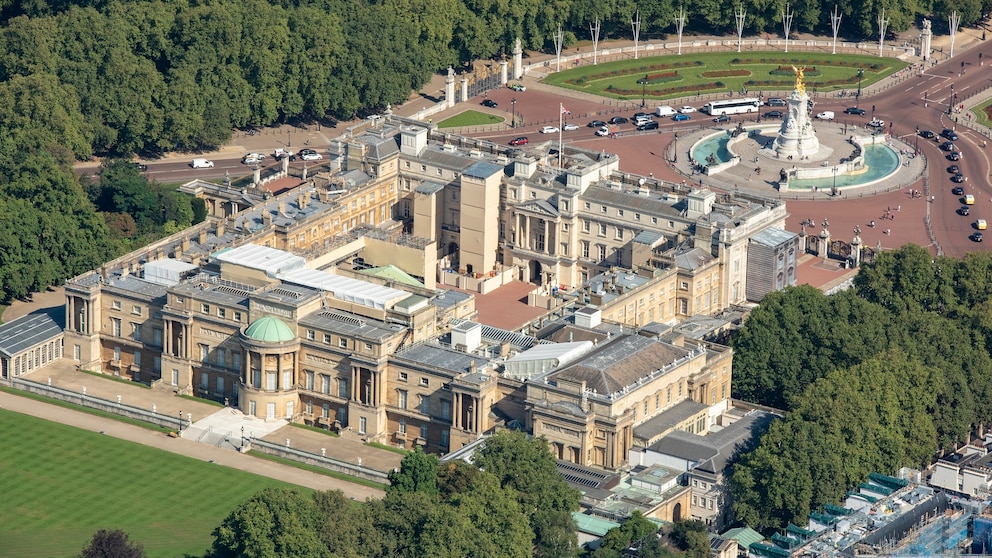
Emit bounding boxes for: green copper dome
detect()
[244,316,296,343]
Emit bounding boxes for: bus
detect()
[701,97,763,116]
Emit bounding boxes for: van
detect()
[656,106,677,117]
[596,124,619,137]
[815,111,835,121]
[191,158,214,169]
[977,219,987,230]
[965,194,976,205]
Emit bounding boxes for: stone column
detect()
[453,393,460,429]
[920,19,933,61]
[819,227,831,262]
[543,219,549,253]
[513,38,523,80]
[460,78,468,103]
[500,61,508,85]
[445,67,456,109]
[851,229,862,267]
[253,166,261,186]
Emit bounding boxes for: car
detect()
[241,152,266,165]
[959,206,971,216]
[942,129,959,141]
[713,115,731,123]
[844,107,867,115]
[507,83,526,92]
[764,110,785,119]
[673,114,691,121]
[952,186,965,195]
[952,174,965,183]
[509,137,529,146]
[481,99,498,108]
[191,158,214,169]
[540,126,559,134]
[636,121,659,131]
[948,151,961,161]
[815,111,835,120]
[632,112,650,120]
[587,120,606,128]
[920,130,936,139]
[609,117,628,124]
[948,165,960,174]
[867,118,885,128]
[678,106,696,113]
[972,232,984,242]
[273,148,295,161]
[767,98,787,106]
[978,219,988,230]
[131,162,148,172]
[299,149,323,161]
[562,123,580,131]
[941,141,956,152]
[965,194,976,205]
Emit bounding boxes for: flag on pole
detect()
[561,105,571,115]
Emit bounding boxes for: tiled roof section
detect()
[634,400,711,442]
[549,334,688,395]
[675,246,716,271]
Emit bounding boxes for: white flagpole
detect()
[559,103,564,169]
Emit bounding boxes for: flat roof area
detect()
[0,307,64,357]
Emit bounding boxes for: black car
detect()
[131,162,149,172]
[948,151,961,161]
[588,120,606,127]
[953,186,965,195]
[952,174,966,183]
[481,99,498,108]
[919,130,936,139]
[843,107,866,115]
[942,129,959,141]
[713,115,731,123]
[609,117,629,125]
[637,121,659,131]
[960,206,971,216]
[972,232,984,242]
[948,165,960,173]
[940,141,956,152]
[764,110,784,119]
[767,98,787,106]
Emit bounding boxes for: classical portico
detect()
[238,316,301,420]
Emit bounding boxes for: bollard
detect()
[47,377,51,386]
[357,457,362,466]
[82,386,86,396]
[322,448,326,457]
[286,438,290,448]
[117,395,121,405]
[152,404,156,413]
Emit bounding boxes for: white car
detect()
[299,149,323,161]
[815,111,835,121]
[868,118,885,128]
[562,123,579,131]
[540,126,559,134]
[241,152,265,165]
[191,158,214,169]
[678,106,696,114]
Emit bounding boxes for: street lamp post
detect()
[639,75,649,108]
[511,98,517,128]
[915,125,920,154]
[673,133,679,163]
[856,68,864,106]
[949,85,955,115]
[832,166,837,192]
[241,426,245,449]
[178,410,183,435]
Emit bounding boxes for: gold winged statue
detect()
[792,65,806,96]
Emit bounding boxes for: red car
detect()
[509,137,529,146]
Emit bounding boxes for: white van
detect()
[191,158,214,169]
[656,106,677,117]
[815,111,835,121]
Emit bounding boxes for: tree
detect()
[211,488,328,558]
[78,529,146,558]
[387,446,440,496]
[599,511,658,553]
[669,519,709,558]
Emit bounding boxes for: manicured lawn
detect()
[0,409,306,558]
[437,109,504,128]
[544,52,907,101]
[974,98,992,128]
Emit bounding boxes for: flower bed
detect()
[702,69,751,78]
[566,60,702,85]
[769,66,822,77]
[730,57,886,71]
[607,81,725,96]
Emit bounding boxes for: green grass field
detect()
[973,98,992,128]
[544,52,907,101]
[0,409,307,558]
[437,109,504,128]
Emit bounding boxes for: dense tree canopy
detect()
[730,245,992,531]
[77,529,147,558]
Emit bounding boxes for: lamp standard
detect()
[949,84,955,115]
[241,426,245,449]
[856,68,864,106]
[178,410,183,435]
[639,75,649,108]
[832,166,837,192]
[511,98,517,128]
[673,132,679,163]
[915,125,920,154]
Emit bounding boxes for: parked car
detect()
[919,130,936,139]
[948,151,961,161]
[947,165,960,174]
[678,106,696,113]
[540,126,559,134]
[767,98,787,106]
[481,99,498,108]
[673,114,691,121]
[509,137,529,146]
[713,115,731,123]
[562,123,580,131]
[131,162,149,172]
[636,121,659,131]
[587,120,606,128]
[609,117,628,124]
[952,174,966,183]
[507,83,526,92]
[942,129,959,141]
[952,186,965,195]
[844,107,867,115]
[867,118,885,128]
[815,111,835,120]
[241,152,266,165]
[191,158,214,169]
[764,110,785,119]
